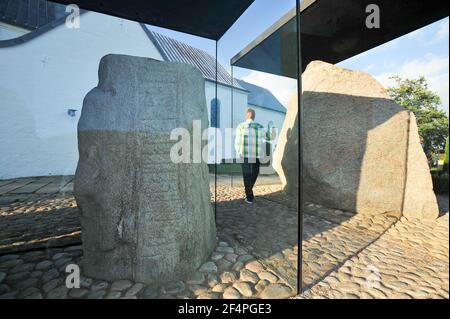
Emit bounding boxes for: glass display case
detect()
[1,0,448,301]
[217,0,301,295]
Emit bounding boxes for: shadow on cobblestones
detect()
[2,176,446,299]
[216,187,299,292]
[0,194,80,255]
[0,179,398,298]
[215,183,401,294]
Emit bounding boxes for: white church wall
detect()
[204,80,249,163]
[250,105,286,173]
[249,105,285,141]
[0,11,164,179]
[203,80,286,164]
[0,10,286,177]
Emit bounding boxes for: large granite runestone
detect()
[274,61,438,219]
[273,93,298,209]
[74,54,216,284]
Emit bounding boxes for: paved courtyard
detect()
[0,175,448,299]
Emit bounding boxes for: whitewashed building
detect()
[0,0,285,179]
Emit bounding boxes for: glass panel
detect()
[3,0,445,301]
[218,0,300,297]
[298,4,449,300]
[0,1,220,299]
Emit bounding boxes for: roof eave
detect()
[205,79,249,93]
[248,103,287,114]
[0,10,87,48]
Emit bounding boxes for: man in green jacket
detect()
[235,108,267,204]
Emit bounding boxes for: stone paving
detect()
[0,175,448,299]
[0,176,79,254]
[301,213,449,299]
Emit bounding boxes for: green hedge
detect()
[444,137,449,173]
[432,171,449,194]
[208,163,242,175]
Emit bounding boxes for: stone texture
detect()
[35,260,52,271]
[74,54,216,284]
[42,279,60,294]
[272,89,298,209]
[161,281,185,295]
[91,281,109,291]
[245,260,264,273]
[302,212,449,299]
[69,288,89,298]
[223,287,241,299]
[240,269,259,284]
[125,283,144,296]
[141,286,159,299]
[258,271,278,283]
[199,261,218,273]
[233,282,254,297]
[274,61,438,219]
[255,280,270,292]
[220,271,237,284]
[211,284,227,293]
[402,116,440,219]
[259,283,293,299]
[189,284,208,296]
[206,274,219,287]
[87,290,106,299]
[111,280,133,291]
[46,286,69,299]
[197,292,220,299]
[186,272,205,285]
[105,291,122,299]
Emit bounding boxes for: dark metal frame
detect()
[231,0,449,78]
[227,2,303,295]
[49,0,255,40]
[295,0,303,295]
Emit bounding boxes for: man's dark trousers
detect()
[241,158,260,201]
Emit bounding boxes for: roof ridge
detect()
[144,26,243,90]
[236,79,273,93]
[235,79,286,114]
[149,29,216,61]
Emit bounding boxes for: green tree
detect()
[387,76,449,152]
[444,137,449,172]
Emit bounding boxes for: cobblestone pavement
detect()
[0,176,448,299]
[0,176,79,254]
[301,213,449,299]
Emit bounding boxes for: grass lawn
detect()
[208,163,242,175]
[208,162,277,176]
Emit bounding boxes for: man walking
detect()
[235,108,267,204]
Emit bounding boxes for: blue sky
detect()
[148,1,449,115]
[340,17,449,115]
[148,0,295,71]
